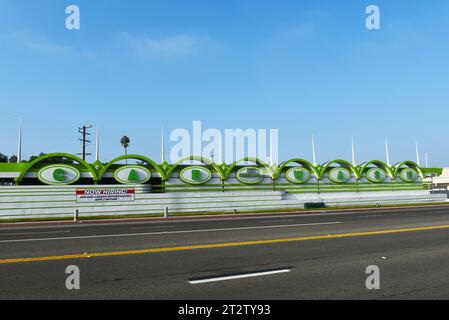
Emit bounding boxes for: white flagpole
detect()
[351,137,356,165]
[95,124,100,162]
[217,133,222,164]
[385,139,390,166]
[415,141,421,166]
[161,127,166,163]
[17,120,22,163]
[312,135,317,166]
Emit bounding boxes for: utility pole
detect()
[77,125,92,161]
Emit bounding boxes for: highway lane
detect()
[1,205,449,299]
[1,205,449,259]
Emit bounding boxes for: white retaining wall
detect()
[286,190,447,207]
[0,185,446,220]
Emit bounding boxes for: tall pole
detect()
[385,140,393,192]
[78,125,92,161]
[95,124,100,162]
[312,135,319,195]
[351,137,359,193]
[351,137,356,166]
[312,135,317,166]
[217,134,222,165]
[385,139,390,166]
[269,134,275,187]
[82,126,87,161]
[17,120,22,163]
[425,152,429,168]
[415,141,421,166]
[161,127,166,163]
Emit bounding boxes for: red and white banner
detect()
[76,188,135,203]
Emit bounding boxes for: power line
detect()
[0,107,80,127]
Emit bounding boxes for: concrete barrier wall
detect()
[286,190,447,207]
[0,185,446,221]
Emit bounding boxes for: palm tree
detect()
[120,136,130,164]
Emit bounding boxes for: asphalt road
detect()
[2,205,449,299]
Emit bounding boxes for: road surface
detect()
[1,205,449,299]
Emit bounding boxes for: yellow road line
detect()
[1,224,449,265]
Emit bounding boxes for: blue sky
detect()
[0,0,448,166]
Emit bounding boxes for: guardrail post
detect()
[164,207,169,219]
[73,209,79,222]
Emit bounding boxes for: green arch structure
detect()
[224,157,274,180]
[360,160,394,178]
[275,158,319,179]
[98,154,166,181]
[165,156,225,180]
[320,159,360,180]
[16,153,99,184]
[393,161,424,178]
[12,153,427,185]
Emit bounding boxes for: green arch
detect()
[393,161,423,178]
[16,153,98,184]
[98,154,166,181]
[360,160,394,178]
[321,159,360,180]
[275,158,319,179]
[224,157,273,180]
[165,156,225,180]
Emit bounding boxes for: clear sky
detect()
[0,0,448,166]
